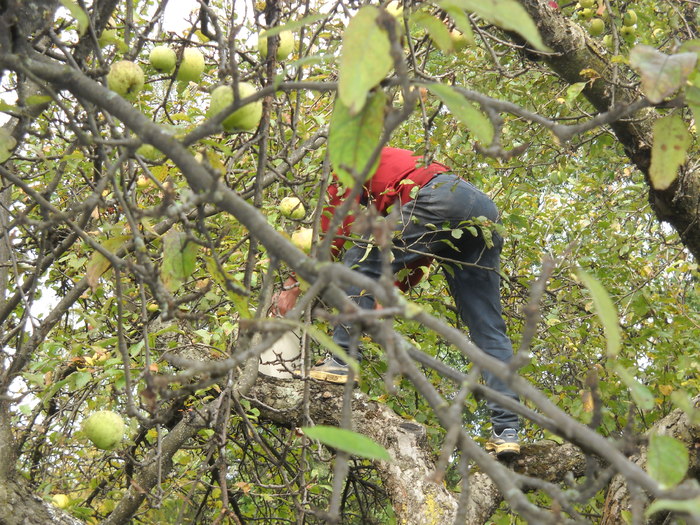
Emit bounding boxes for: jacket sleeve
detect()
[395,258,431,291]
[321,181,357,259]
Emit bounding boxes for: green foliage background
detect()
[1,0,698,523]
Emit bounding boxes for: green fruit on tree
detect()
[579,8,595,19]
[83,410,125,450]
[208,83,262,132]
[450,29,471,51]
[98,29,118,47]
[620,24,636,41]
[136,144,164,162]
[291,227,313,253]
[149,45,177,73]
[107,60,145,98]
[589,18,605,36]
[579,0,595,7]
[602,34,614,50]
[386,1,403,18]
[52,494,70,509]
[176,48,205,83]
[623,10,637,27]
[258,30,295,61]
[280,196,305,219]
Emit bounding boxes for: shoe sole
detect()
[486,441,521,459]
[308,370,350,384]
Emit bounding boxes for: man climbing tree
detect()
[277,147,521,458]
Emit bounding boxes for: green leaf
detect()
[161,230,200,293]
[647,433,689,489]
[266,318,360,376]
[85,236,130,290]
[329,90,386,187]
[25,95,53,106]
[435,0,550,52]
[338,6,393,114]
[427,83,493,144]
[670,390,700,424]
[60,0,89,36]
[649,114,691,190]
[259,13,326,38]
[564,82,587,106]
[71,371,92,389]
[629,45,696,104]
[0,128,17,162]
[411,12,453,53]
[646,496,700,518]
[301,425,392,462]
[576,269,621,357]
[684,85,700,128]
[441,5,475,46]
[205,257,251,319]
[303,324,359,376]
[614,365,655,410]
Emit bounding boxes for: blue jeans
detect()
[334,173,520,432]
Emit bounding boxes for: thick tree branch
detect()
[517,0,700,260]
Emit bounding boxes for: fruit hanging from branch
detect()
[208,83,263,132]
[106,60,145,98]
[82,410,125,450]
[149,45,177,73]
[176,48,205,83]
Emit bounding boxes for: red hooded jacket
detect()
[321,147,450,290]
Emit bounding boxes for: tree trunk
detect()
[248,377,589,524]
[518,0,700,261]
[0,478,83,525]
[601,397,700,525]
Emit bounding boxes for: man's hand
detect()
[271,277,301,316]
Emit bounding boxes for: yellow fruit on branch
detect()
[588,18,605,36]
[149,45,177,73]
[208,83,262,132]
[291,227,313,253]
[280,196,306,219]
[176,48,205,83]
[258,30,295,61]
[385,1,403,18]
[450,29,472,51]
[82,410,125,450]
[106,60,144,98]
[52,494,70,509]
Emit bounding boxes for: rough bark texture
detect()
[0,478,83,525]
[248,377,589,524]
[601,397,700,525]
[519,0,700,261]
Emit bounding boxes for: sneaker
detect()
[485,428,520,459]
[308,356,351,384]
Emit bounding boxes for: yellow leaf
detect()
[658,384,674,396]
[581,390,594,412]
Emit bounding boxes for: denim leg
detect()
[332,243,382,351]
[392,175,520,432]
[441,243,521,433]
[333,174,520,431]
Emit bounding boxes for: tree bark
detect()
[518,0,700,261]
[601,397,700,525]
[247,377,590,524]
[0,478,83,525]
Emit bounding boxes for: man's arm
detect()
[273,180,358,315]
